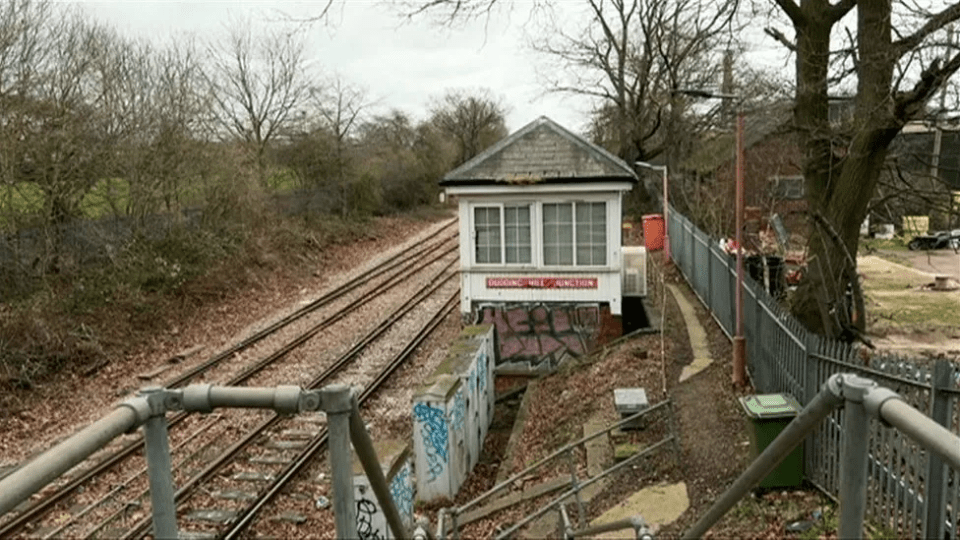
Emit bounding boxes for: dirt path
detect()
[884,248,960,281]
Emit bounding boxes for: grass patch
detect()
[866,291,960,333]
[859,256,960,335]
[80,178,131,219]
[860,237,909,252]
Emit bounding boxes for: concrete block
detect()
[614,388,649,429]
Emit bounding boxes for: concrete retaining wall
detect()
[412,324,496,502]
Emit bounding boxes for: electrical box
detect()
[621,246,647,297]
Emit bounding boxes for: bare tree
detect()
[763,0,960,338]
[114,39,210,221]
[429,89,508,166]
[533,0,738,164]
[0,5,133,274]
[315,77,373,216]
[205,20,311,184]
[357,110,455,210]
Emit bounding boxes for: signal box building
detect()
[440,116,639,371]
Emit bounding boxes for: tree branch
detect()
[894,2,960,57]
[827,0,857,24]
[764,26,796,51]
[772,0,804,26]
[894,52,960,121]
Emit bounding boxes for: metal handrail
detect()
[453,400,672,518]
[494,437,675,539]
[0,384,407,540]
[683,373,960,539]
[443,400,676,539]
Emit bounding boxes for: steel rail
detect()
[116,277,459,539]
[0,229,457,537]
[221,293,460,540]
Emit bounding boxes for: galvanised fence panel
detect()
[692,227,712,309]
[664,203,960,537]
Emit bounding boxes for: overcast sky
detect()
[73,1,793,135]
[74,1,598,133]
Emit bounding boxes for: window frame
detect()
[541,200,608,268]
[470,202,533,266]
[770,175,805,200]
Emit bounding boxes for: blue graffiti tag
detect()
[450,389,466,434]
[389,464,414,520]
[477,351,488,392]
[413,402,447,482]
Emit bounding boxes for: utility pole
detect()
[676,88,747,386]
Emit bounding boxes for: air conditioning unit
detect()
[621,246,647,297]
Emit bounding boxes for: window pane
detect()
[474,206,501,264]
[543,203,573,265]
[504,205,531,264]
[575,202,606,266]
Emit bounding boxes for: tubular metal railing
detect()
[683,372,960,538]
[0,384,405,540]
[438,400,678,539]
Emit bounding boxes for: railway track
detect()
[0,219,460,539]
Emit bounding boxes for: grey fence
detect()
[666,206,960,538]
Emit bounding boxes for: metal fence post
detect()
[324,384,358,539]
[802,333,818,406]
[837,374,875,539]
[140,388,178,540]
[566,447,586,529]
[347,392,408,540]
[753,282,762,388]
[924,360,953,540]
[706,236,714,311]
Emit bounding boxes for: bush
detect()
[0,302,104,390]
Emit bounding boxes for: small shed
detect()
[440,116,637,369]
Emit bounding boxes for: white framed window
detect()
[472,204,532,265]
[542,201,606,266]
[771,175,804,200]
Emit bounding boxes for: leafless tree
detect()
[315,77,373,216]
[533,0,738,165]
[762,0,960,338]
[204,19,311,184]
[357,110,455,210]
[429,89,508,166]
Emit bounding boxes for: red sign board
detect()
[486,277,599,289]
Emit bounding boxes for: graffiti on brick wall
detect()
[413,402,447,482]
[481,303,605,367]
[389,462,414,523]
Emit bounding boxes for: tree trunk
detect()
[788,0,899,340]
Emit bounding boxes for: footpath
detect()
[581,284,717,538]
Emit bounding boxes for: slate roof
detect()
[440,116,638,186]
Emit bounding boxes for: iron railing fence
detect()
[665,205,960,538]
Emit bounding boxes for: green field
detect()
[1,170,301,227]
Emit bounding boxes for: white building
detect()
[440,116,638,321]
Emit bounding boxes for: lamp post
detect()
[635,161,669,261]
[677,89,747,386]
